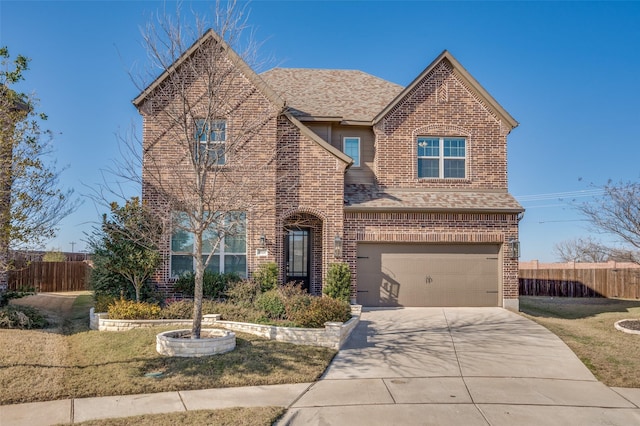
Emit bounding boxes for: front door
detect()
[286,228,310,291]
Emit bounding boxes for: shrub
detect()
[225,279,261,307]
[94,294,117,312]
[253,262,279,292]
[160,300,194,319]
[174,271,241,299]
[0,290,33,307]
[323,262,352,303]
[291,297,351,328]
[107,299,161,320]
[255,289,286,320]
[0,305,47,329]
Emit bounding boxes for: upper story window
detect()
[195,119,226,165]
[417,137,466,179]
[343,137,360,167]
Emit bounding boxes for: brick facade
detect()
[136,33,522,308]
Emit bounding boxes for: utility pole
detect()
[70,241,76,253]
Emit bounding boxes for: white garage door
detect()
[356,244,500,307]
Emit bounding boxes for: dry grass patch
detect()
[520,296,640,388]
[0,324,335,405]
[60,407,284,426]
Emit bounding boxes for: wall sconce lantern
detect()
[334,235,343,259]
[259,234,266,249]
[508,239,520,259]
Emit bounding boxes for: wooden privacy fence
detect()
[8,261,90,292]
[519,261,640,299]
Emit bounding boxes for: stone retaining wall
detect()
[89,306,361,350]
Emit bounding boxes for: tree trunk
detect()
[191,232,204,339]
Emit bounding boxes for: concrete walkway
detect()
[3,308,640,425]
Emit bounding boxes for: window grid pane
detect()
[417,137,466,179]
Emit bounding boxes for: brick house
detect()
[134,30,523,310]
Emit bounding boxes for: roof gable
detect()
[132,29,284,110]
[373,50,518,131]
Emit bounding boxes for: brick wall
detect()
[374,59,509,190]
[343,211,521,305]
[276,116,347,294]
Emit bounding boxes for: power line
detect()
[515,189,604,203]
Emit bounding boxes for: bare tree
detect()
[577,181,640,265]
[553,237,610,263]
[116,2,285,338]
[0,47,76,289]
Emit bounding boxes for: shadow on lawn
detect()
[520,296,640,320]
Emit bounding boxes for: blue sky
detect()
[1,1,639,261]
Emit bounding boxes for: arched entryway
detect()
[282,211,324,295]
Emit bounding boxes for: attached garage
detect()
[356,243,501,307]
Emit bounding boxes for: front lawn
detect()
[520,296,640,388]
[0,295,335,405]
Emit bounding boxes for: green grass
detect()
[520,296,640,388]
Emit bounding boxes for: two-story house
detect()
[134,30,523,311]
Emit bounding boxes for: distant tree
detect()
[42,249,66,262]
[553,237,609,263]
[88,197,162,302]
[577,181,640,265]
[0,47,76,288]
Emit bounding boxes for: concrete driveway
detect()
[278,308,640,425]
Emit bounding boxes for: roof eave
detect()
[343,206,525,214]
[284,112,354,166]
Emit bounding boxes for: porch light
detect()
[508,239,520,259]
[334,235,343,259]
[259,234,266,249]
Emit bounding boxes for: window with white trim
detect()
[343,137,360,167]
[170,212,246,278]
[417,137,466,179]
[195,119,226,165]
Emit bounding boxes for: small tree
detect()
[89,197,162,302]
[323,262,352,303]
[577,181,640,265]
[1,47,76,288]
[42,249,66,262]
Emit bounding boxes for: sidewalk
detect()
[0,383,312,425]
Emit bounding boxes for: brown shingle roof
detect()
[344,187,524,213]
[260,68,403,122]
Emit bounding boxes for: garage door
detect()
[357,244,500,307]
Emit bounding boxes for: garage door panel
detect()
[357,244,500,307]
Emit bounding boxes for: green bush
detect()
[107,299,161,320]
[0,290,33,308]
[174,271,241,299]
[225,279,261,307]
[94,294,117,312]
[291,297,351,328]
[159,300,194,319]
[323,262,352,302]
[255,289,286,320]
[0,305,47,329]
[253,262,279,292]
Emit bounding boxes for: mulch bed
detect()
[618,320,640,331]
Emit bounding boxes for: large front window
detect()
[195,119,226,165]
[417,137,466,179]
[171,212,246,278]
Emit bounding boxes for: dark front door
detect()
[286,228,310,291]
